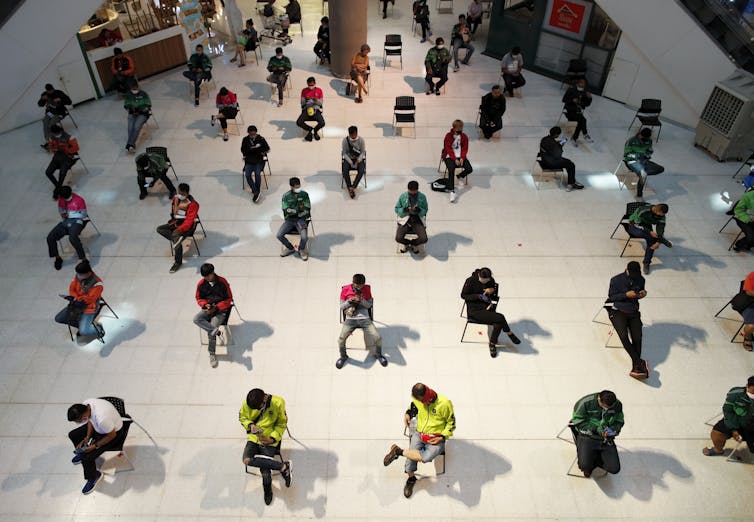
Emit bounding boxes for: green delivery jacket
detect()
[734,190,754,224]
[571,393,624,440]
[281,190,311,221]
[623,135,653,163]
[394,191,428,220]
[238,395,288,445]
[406,393,456,439]
[187,53,212,72]
[722,386,754,431]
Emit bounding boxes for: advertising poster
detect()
[543,0,592,40]
[179,0,209,49]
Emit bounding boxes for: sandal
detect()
[355,97,363,103]
[744,337,753,352]
[702,447,725,456]
[230,57,237,63]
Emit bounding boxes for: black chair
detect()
[66,298,119,343]
[732,150,754,179]
[97,396,156,474]
[241,155,271,191]
[459,302,490,344]
[145,146,179,180]
[610,202,647,257]
[719,201,745,251]
[628,99,663,142]
[555,423,605,478]
[714,281,746,343]
[562,58,587,89]
[244,426,294,476]
[393,96,416,137]
[383,34,403,70]
[62,106,78,129]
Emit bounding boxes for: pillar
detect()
[328,0,367,78]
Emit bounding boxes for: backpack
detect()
[431,178,448,191]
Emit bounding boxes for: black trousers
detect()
[480,113,502,139]
[502,72,525,95]
[444,158,473,191]
[156,220,188,264]
[395,216,428,245]
[243,440,284,490]
[183,70,212,99]
[608,309,643,370]
[735,218,754,251]
[575,433,620,474]
[47,220,86,259]
[417,17,430,39]
[45,153,75,189]
[217,107,239,130]
[314,41,330,62]
[566,114,588,140]
[468,308,510,343]
[425,69,448,91]
[296,111,325,133]
[68,424,128,480]
[540,157,576,185]
[138,168,176,197]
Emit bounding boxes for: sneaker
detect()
[210,115,216,126]
[335,356,348,369]
[280,247,295,257]
[263,485,273,505]
[72,453,83,465]
[461,60,470,66]
[410,245,419,254]
[223,133,229,142]
[659,237,673,248]
[404,476,417,498]
[642,263,650,275]
[489,343,498,358]
[629,368,648,379]
[453,65,460,72]
[383,444,401,466]
[348,188,356,199]
[377,355,388,367]
[282,460,293,487]
[82,471,103,495]
[313,131,321,141]
[194,99,199,107]
[449,190,457,203]
[566,184,574,192]
[277,100,283,107]
[169,263,181,273]
[507,333,521,344]
[54,257,63,270]
[583,471,591,478]
[305,131,313,142]
[139,191,148,200]
[252,192,260,203]
[457,176,466,187]
[209,353,218,368]
[572,182,584,190]
[584,134,593,143]
[420,38,427,43]
[435,89,441,96]
[426,89,434,96]
[299,249,309,261]
[397,244,407,253]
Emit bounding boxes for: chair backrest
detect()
[568,59,587,73]
[146,146,170,162]
[638,99,661,114]
[340,304,374,323]
[623,201,646,219]
[394,96,415,110]
[99,396,130,419]
[385,34,402,46]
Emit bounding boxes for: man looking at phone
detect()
[336,273,387,369]
[395,180,429,254]
[607,261,649,379]
[193,263,233,368]
[383,383,455,498]
[570,390,624,477]
[67,399,126,494]
[539,126,582,192]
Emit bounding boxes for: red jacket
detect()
[215,91,237,108]
[69,274,104,314]
[111,54,135,75]
[170,195,200,233]
[442,130,468,161]
[340,283,372,301]
[49,133,80,157]
[195,276,234,311]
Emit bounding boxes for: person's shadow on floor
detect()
[426,232,473,261]
[595,447,692,501]
[221,320,274,370]
[641,321,706,388]
[501,318,552,355]
[344,323,419,367]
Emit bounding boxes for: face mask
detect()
[577,87,584,91]
[455,130,462,134]
[293,187,301,193]
[436,45,444,50]
[131,90,139,95]
[53,134,62,139]
[277,54,283,59]
[177,194,187,201]
[65,196,73,202]
[747,392,754,400]
[76,274,87,280]
[420,387,437,405]
[479,277,490,284]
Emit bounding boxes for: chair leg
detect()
[460,321,469,343]
[728,231,743,251]
[198,221,207,237]
[731,323,744,343]
[714,300,732,318]
[192,237,201,256]
[102,300,119,319]
[609,222,624,239]
[719,217,734,233]
[619,238,632,257]
[68,324,74,342]
[169,165,178,180]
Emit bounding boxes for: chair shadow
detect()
[245,81,274,101]
[223,320,274,370]
[641,322,706,388]
[328,78,350,98]
[95,317,147,357]
[185,119,221,140]
[425,232,473,261]
[478,81,498,92]
[96,445,169,497]
[269,119,301,140]
[308,232,354,261]
[411,165,442,185]
[374,122,396,138]
[649,239,728,273]
[403,75,427,94]
[595,448,692,501]
[207,169,247,200]
[347,323,419,368]
[502,318,551,355]
[83,232,118,260]
[162,79,192,100]
[303,170,343,194]
[186,230,242,259]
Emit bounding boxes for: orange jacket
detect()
[49,133,79,157]
[69,274,104,314]
[111,54,135,76]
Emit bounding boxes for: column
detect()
[328,0,367,78]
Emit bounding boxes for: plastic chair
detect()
[98,396,157,475]
[242,155,271,191]
[383,34,403,70]
[66,297,118,344]
[393,96,416,138]
[145,146,179,180]
[533,158,565,189]
[609,202,647,257]
[628,99,662,142]
[713,281,745,343]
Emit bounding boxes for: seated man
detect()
[479,84,506,139]
[561,79,593,145]
[500,46,526,97]
[336,273,387,369]
[424,38,450,96]
[314,16,330,64]
[467,0,484,35]
[183,44,213,107]
[67,399,127,494]
[627,203,672,275]
[211,87,239,142]
[442,119,473,203]
[135,151,176,200]
[266,47,292,107]
[539,126,582,191]
[240,388,292,505]
[193,263,233,368]
[733,189,754,252]
[45,124,80,197]
[54,260,105,340]
[571,390,624,477]
[383,383,455,499]
[704,376,754,456]
[47,186,88,270]
[461,267,520,357]
[395,180,428,254]
[341,125,366,198]
[110,47,135,94]
[296,77,325,142]
[736,271,754,351]
[450,14,474,71]
[607,261,649,379]
[276,177,311,260]
[623,127,663,199]
[282,0,301,40]
[242,125,271,203]
[156,183,199,273]
[413,0,432,43]
[123,80,151,153]
[231,18,258,67]
[38,83,72,148]
[350,44,370,103]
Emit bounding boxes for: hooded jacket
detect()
[395,191,428,226]
[169,194,200,233]
[629,205,666,237]
[195,275,233,312]
[69,273,104,314]
[571,393,624,440]
[406,392,456,440]
[239,395,288,445]
[461,269,498,314]
[124,90,151,115]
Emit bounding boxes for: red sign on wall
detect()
[548,0,587,34]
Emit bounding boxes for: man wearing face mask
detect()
[135,151,176,200]
[183,44,213,107]
[442,119,473,203]
[267,47,292,107]
[47,186,88,270]
[341,125,366,198]
[54,260,105,340]
[110,47,135,94]
[607,261,649,379]
[561,79,592,145]
[156,183,200,273]
[461,267,521,357]
[123,80,151,153]
[450,14,474,72]
[296,77,325,141]
[336,273,387,369]
[38,83,72,148]
[276,177,311,260]
[704,376,754,456]
[384,383,455,498]
[395,180,429,254]
[242,125,271,203]
[627,203,672,275]
[194,263,234,368]
[479,85,506,139]
[570,390,624,477]
[539,126,582,191]
[424,38,451,95]
[45,123,80,197]
[67,399,127,494]
[623,127,664,200]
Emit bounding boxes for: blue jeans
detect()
[452,40,474,67]
[127,113,148,147]
[277,219,308,251]
[627,223,657,265]
[405,431,445,473]
[55,309,98,336]
[626,160,647,196]
[244,162,264,194]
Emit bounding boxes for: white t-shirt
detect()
[83,398,123,434]
[452,134,462,156]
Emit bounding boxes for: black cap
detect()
[626,261,641,276]
[748,375,754,387]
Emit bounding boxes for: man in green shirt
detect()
[570,390,624,477]
[276,177,311,260]
[704,376,754,456]
[424,37,451,95]
[135,151,175,200]
[627,203,672,274]
[623,128,664,199]
[733,188,754,252]
[123,80,151,153]
[267,47,292,107]
[395,180,428,254]
[183,44,212,106]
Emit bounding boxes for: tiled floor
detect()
[1,0,753,520]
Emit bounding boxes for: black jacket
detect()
[562,87,592,118]
[607,272,645,314]
[38,89,72,116]
[461,269,498,314]
[539,135,564,163]
[241,135,271,164]
[480,92,506,119]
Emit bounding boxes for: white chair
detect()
[532,158,565,190]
